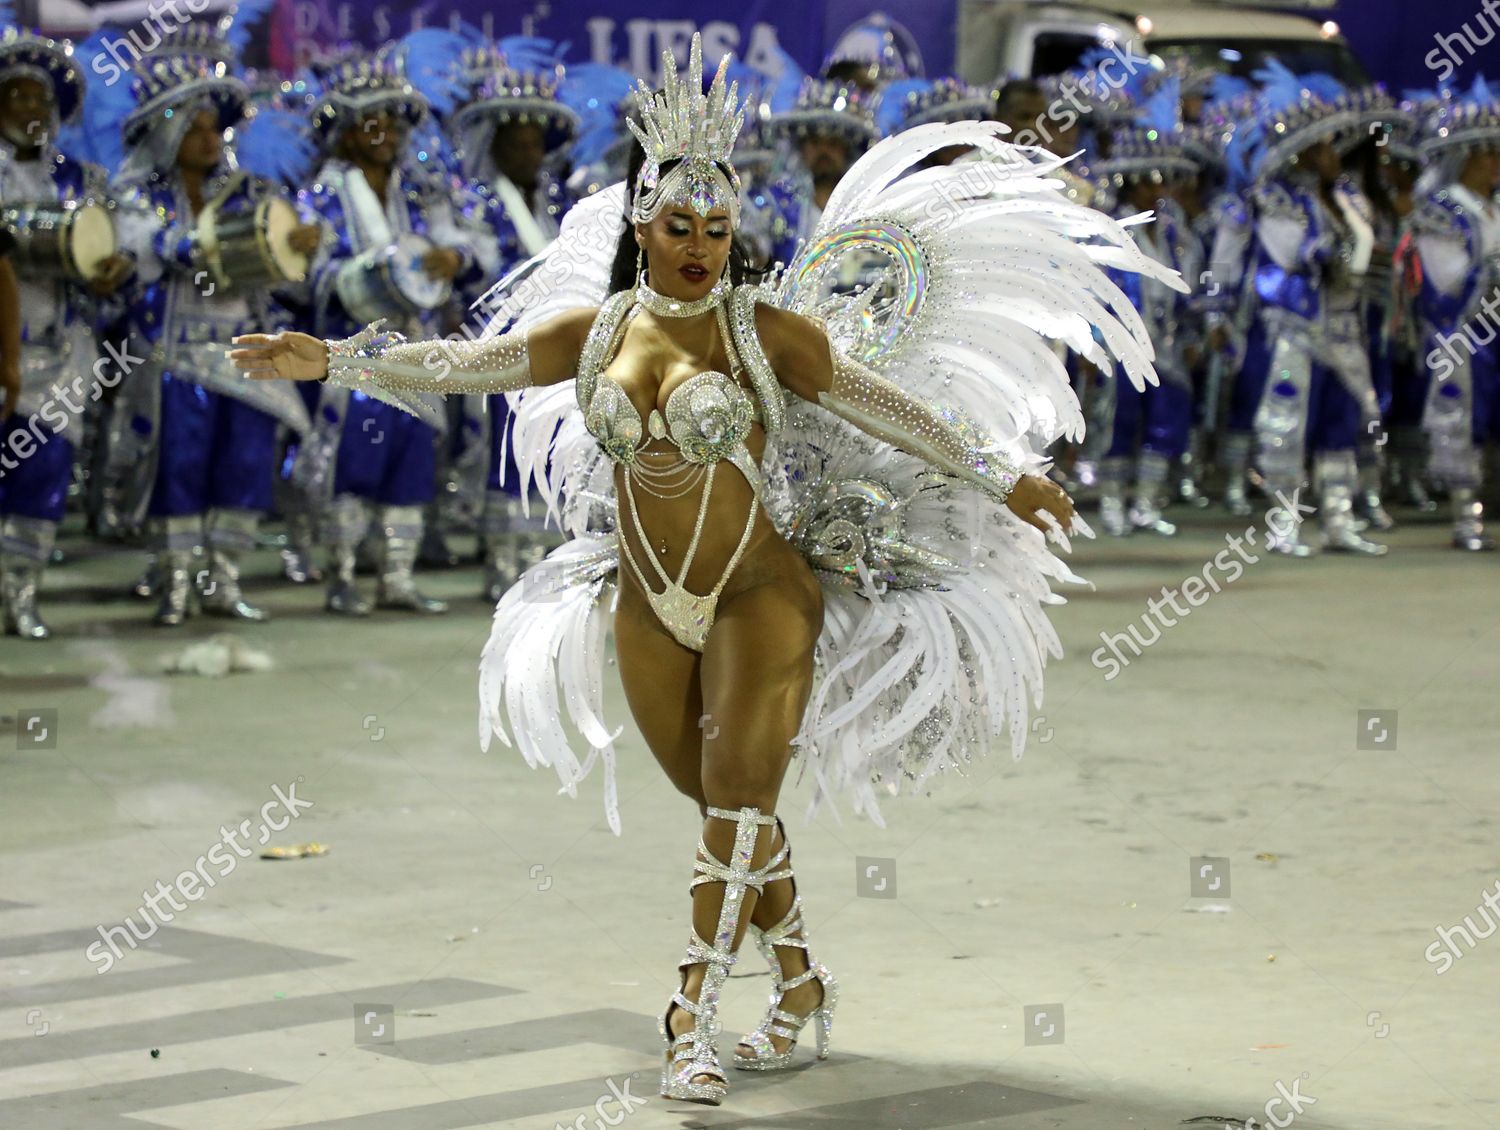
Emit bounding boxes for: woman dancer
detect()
[231,35,1180,1107]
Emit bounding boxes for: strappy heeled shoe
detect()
[733,820,840,1071]
[659,804,779,1105]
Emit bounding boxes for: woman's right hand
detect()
[228,332,330,381]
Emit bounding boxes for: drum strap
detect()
[492,175,553,258]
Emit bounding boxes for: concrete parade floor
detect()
[1,502,1496,1130]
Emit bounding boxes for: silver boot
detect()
[203,509,269,621]
[1,516,58,640]
[1098,457,1131,537]
[1130,452,1178,536]
[375,505,448,613]
[1451,488,1496,551]
[1355,459,1395,532]
[481,536,519,604]
[1176,430,1212,509]
[1316,454,1388,556]
[154,516,204,626]
[1222,431,1254,516]
[280,505,324,584]
[132,552,160,599]
[324,495,372,615]
[478,490,522,603]
[1263,481,1318,557]
[325,543,372,615]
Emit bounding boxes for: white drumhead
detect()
[69,204,117,278]
[262,197,307,282]
[389,232,449,309]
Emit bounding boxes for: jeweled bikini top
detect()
[576,285,786,489]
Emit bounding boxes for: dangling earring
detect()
[636,245,645,285]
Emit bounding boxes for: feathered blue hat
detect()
[123,53,246,146]
[0,17,84,125]
[876,76,991,136]
[1232,59,1358,183]
[1423,75,1500,162]
[1335,83,1416,156]
[1092,76,1198,188]
[308,56,427,146]
[454,64,578,152]
[768,77,880,150]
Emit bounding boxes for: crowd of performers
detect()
[2,11,1498,641]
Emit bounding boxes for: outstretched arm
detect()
[757,304,1075,535]
[228,308,596,416]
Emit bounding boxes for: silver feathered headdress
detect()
[625,33,745,226]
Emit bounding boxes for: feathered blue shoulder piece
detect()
[221,0,277,59]
[236,101,317,188]
[387,27,474,119]
[1136,75,1181,137]
[1207,72,1251,108]
[53,29,132,171]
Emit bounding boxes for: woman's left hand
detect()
[1005,474,1076,535]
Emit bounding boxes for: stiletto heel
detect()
[659,804,780,1105]
[733,820,841,1071]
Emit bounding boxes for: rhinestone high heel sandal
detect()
[659,804,779,1105]
[733,820,840,1072]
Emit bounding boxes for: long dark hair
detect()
[607,138,767,295]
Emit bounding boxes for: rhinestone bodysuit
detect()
[581,299,768,652]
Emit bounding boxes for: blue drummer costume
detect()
[1089,80,1201,538]
[1224,65,1388,556]
[106,54,315,626]
[0,23,108,639]
[1412,77,1500,551]
[450,42,576,602]
[1337,86,1416,533]
[293,57,490,615]
[765,78,880,270]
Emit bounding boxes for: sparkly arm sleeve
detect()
[321,320,533,416]
[818,347,1023,506]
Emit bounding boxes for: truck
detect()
[955,0,1368,85]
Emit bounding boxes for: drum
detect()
[334,232,454,325]
[1,202,117,282]
[199,196,309,292]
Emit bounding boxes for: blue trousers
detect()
[148,374,278,517]
[1423,338,1500,444]
[331,393,436,505]
[1105,377,1193,461]
[0,414,73,522]
[1231,320,1362,454]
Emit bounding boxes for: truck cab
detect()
[956,0,1367,84]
